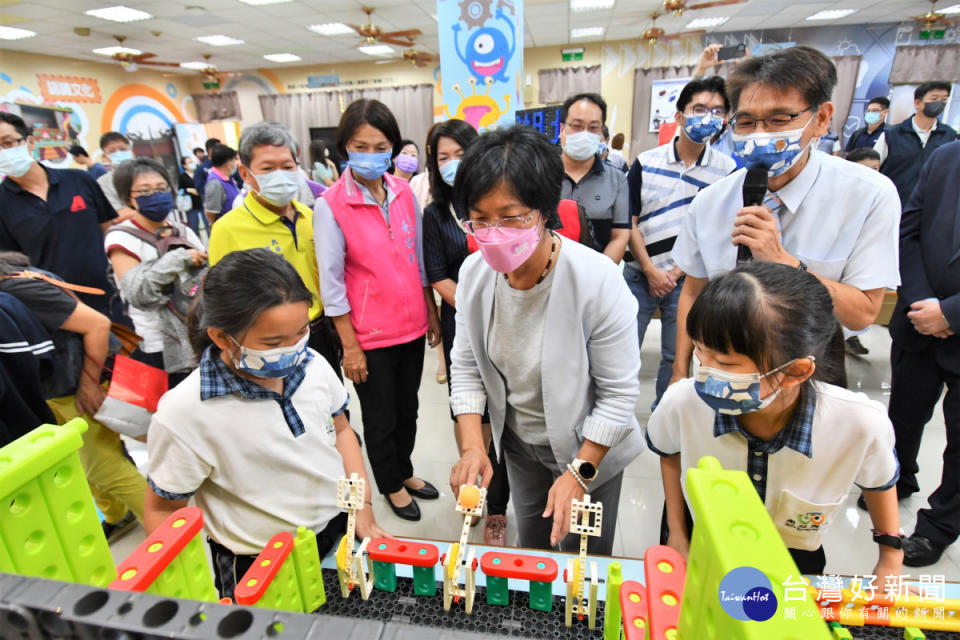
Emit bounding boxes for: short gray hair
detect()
[238,121,297,166]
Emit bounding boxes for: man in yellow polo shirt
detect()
[208,121,342,377]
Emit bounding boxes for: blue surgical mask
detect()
[230,333,310,379]
[0,144,34,178]
[563,131,601,161]
[682,114,724,144]
[863,112,882,125]
[135,191,174,222]
[109,150,133,165]
[693,358,808,415]
[732,115,816,177]
[440,159,460,187]
[348,151,392,181]
[253,169,300,207]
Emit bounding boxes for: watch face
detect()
[579,461,597,480]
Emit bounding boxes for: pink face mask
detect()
[473,223,542,273]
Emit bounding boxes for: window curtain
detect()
[538,65,601,104]
[890,45,960,84]
[259,84,434,166]
[191,91,242,122]
[830,56,862,142]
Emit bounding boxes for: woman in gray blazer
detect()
[448,125,645,554]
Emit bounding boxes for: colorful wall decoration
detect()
[437,0,523,131]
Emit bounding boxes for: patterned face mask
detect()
[732,114,817,177]
[229,333,309,379]
[693,357,811,415]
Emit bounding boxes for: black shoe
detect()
[404,479,439,500]
[386,495,421,521]
[101,511,138,544]
[845,336,869,355]
[903,534,946,567]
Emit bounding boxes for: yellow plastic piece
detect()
[679,456,831,640]
[458,485,480,509]
[572,557,582,591]
[335,534,349,571]
[0,420,116,586]
[447,542,459,579]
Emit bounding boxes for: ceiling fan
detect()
[375,47,436,67]
[662,0,748,17]
[348,6,421,47]
[642,12,706,46]
[107,35,180,70]
[911,0,960,29]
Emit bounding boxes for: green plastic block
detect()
[412,565,436,596]
[144,533,217,602]
[831,626,853,639]
[603,561,623,640]
[904,628,926,640]
[529,580,553,613]
[486,575,509,606]
[292,526,326,611]
[374,560,397,593]
[680,456,831,640]
[255,554,303,612]
[0,420,115,586]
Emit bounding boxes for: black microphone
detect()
[737,166,768,264]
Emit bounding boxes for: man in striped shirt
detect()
[625,76,735,405]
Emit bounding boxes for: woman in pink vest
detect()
[314,99,442,522]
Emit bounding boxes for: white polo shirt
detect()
[671,149,901,302]
[646,379,898,551]
[147,348,350,555]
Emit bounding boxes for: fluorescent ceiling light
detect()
[195,34,244,46]
[685,16,729,29]
[307,23,355,35]
[238,0,292,4]
[571,26,604,38]
[264,53,301,63]
[940,4,960,14]
[571,0,615,10]
[806,9,857,20]
[93,45,142,56]
[180,61,213,70]
[0,26,36,40]
[84,6,152,22]
[358,44,394,56]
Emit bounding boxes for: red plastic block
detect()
[480,551,558,582]
[620,580,649,640]
[110,507,203,592]
[233,531,295,605]
[367,538,439,568]
[644,545,686,640]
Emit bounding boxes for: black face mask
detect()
[922,100,946,118]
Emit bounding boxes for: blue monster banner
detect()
[436,0,523,131]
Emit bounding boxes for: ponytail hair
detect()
[187,248,313,357]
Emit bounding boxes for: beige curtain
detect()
[831,56,862,142]
[538,65,601,104]
[191,91,241,122]
[259,85,434,166]
[890,45,960,84]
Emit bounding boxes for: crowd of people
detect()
[1,43,957,599]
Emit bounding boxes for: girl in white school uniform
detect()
[647,261,903,584]
[143,248,388,600]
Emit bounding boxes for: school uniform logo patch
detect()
[784,511,826,531]
[70,195,87,212]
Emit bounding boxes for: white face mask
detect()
[0,144,34,178]
[253,169,300,206]
[563,130,601,161]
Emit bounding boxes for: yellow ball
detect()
[459,485,480,509]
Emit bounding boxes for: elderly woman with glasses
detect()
[448,125,645,554]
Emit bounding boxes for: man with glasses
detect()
[845,97,889,153]
[670,46,900,393]
[559,93,630,262]
[625,76,735,407]
[0,112,119,318]
[875,81,957,206]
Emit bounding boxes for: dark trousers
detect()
[309,316,343,382]
[208,512,347,601]
[354,336,424,495]
[889,341,960,546]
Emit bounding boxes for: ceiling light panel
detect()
[84,6,152,23]
[92,46,142,56]
[358,44,394,56]
[195,34,245,46]
[806,9,857,21]
[940,4,960,14]
[571,0,615,11]
[238,0,292,4]
[263,53,301,62]
[0,26,36,40]
[180,61,212,70]
[571,26,604,38]
[307,23,355,35]
[685,17,730,29]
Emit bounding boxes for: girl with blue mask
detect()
[144,248,389,601]
[647,261,903,585]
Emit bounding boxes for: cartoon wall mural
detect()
[438,0,523,131]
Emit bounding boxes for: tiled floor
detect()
[114,322,959,582]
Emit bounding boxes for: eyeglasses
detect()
[461,210,538,235]
[729,105,819,134]
[564,121,603,135]
[131,187,170,197]
[0,137,24,150]
[687,106,727,118]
